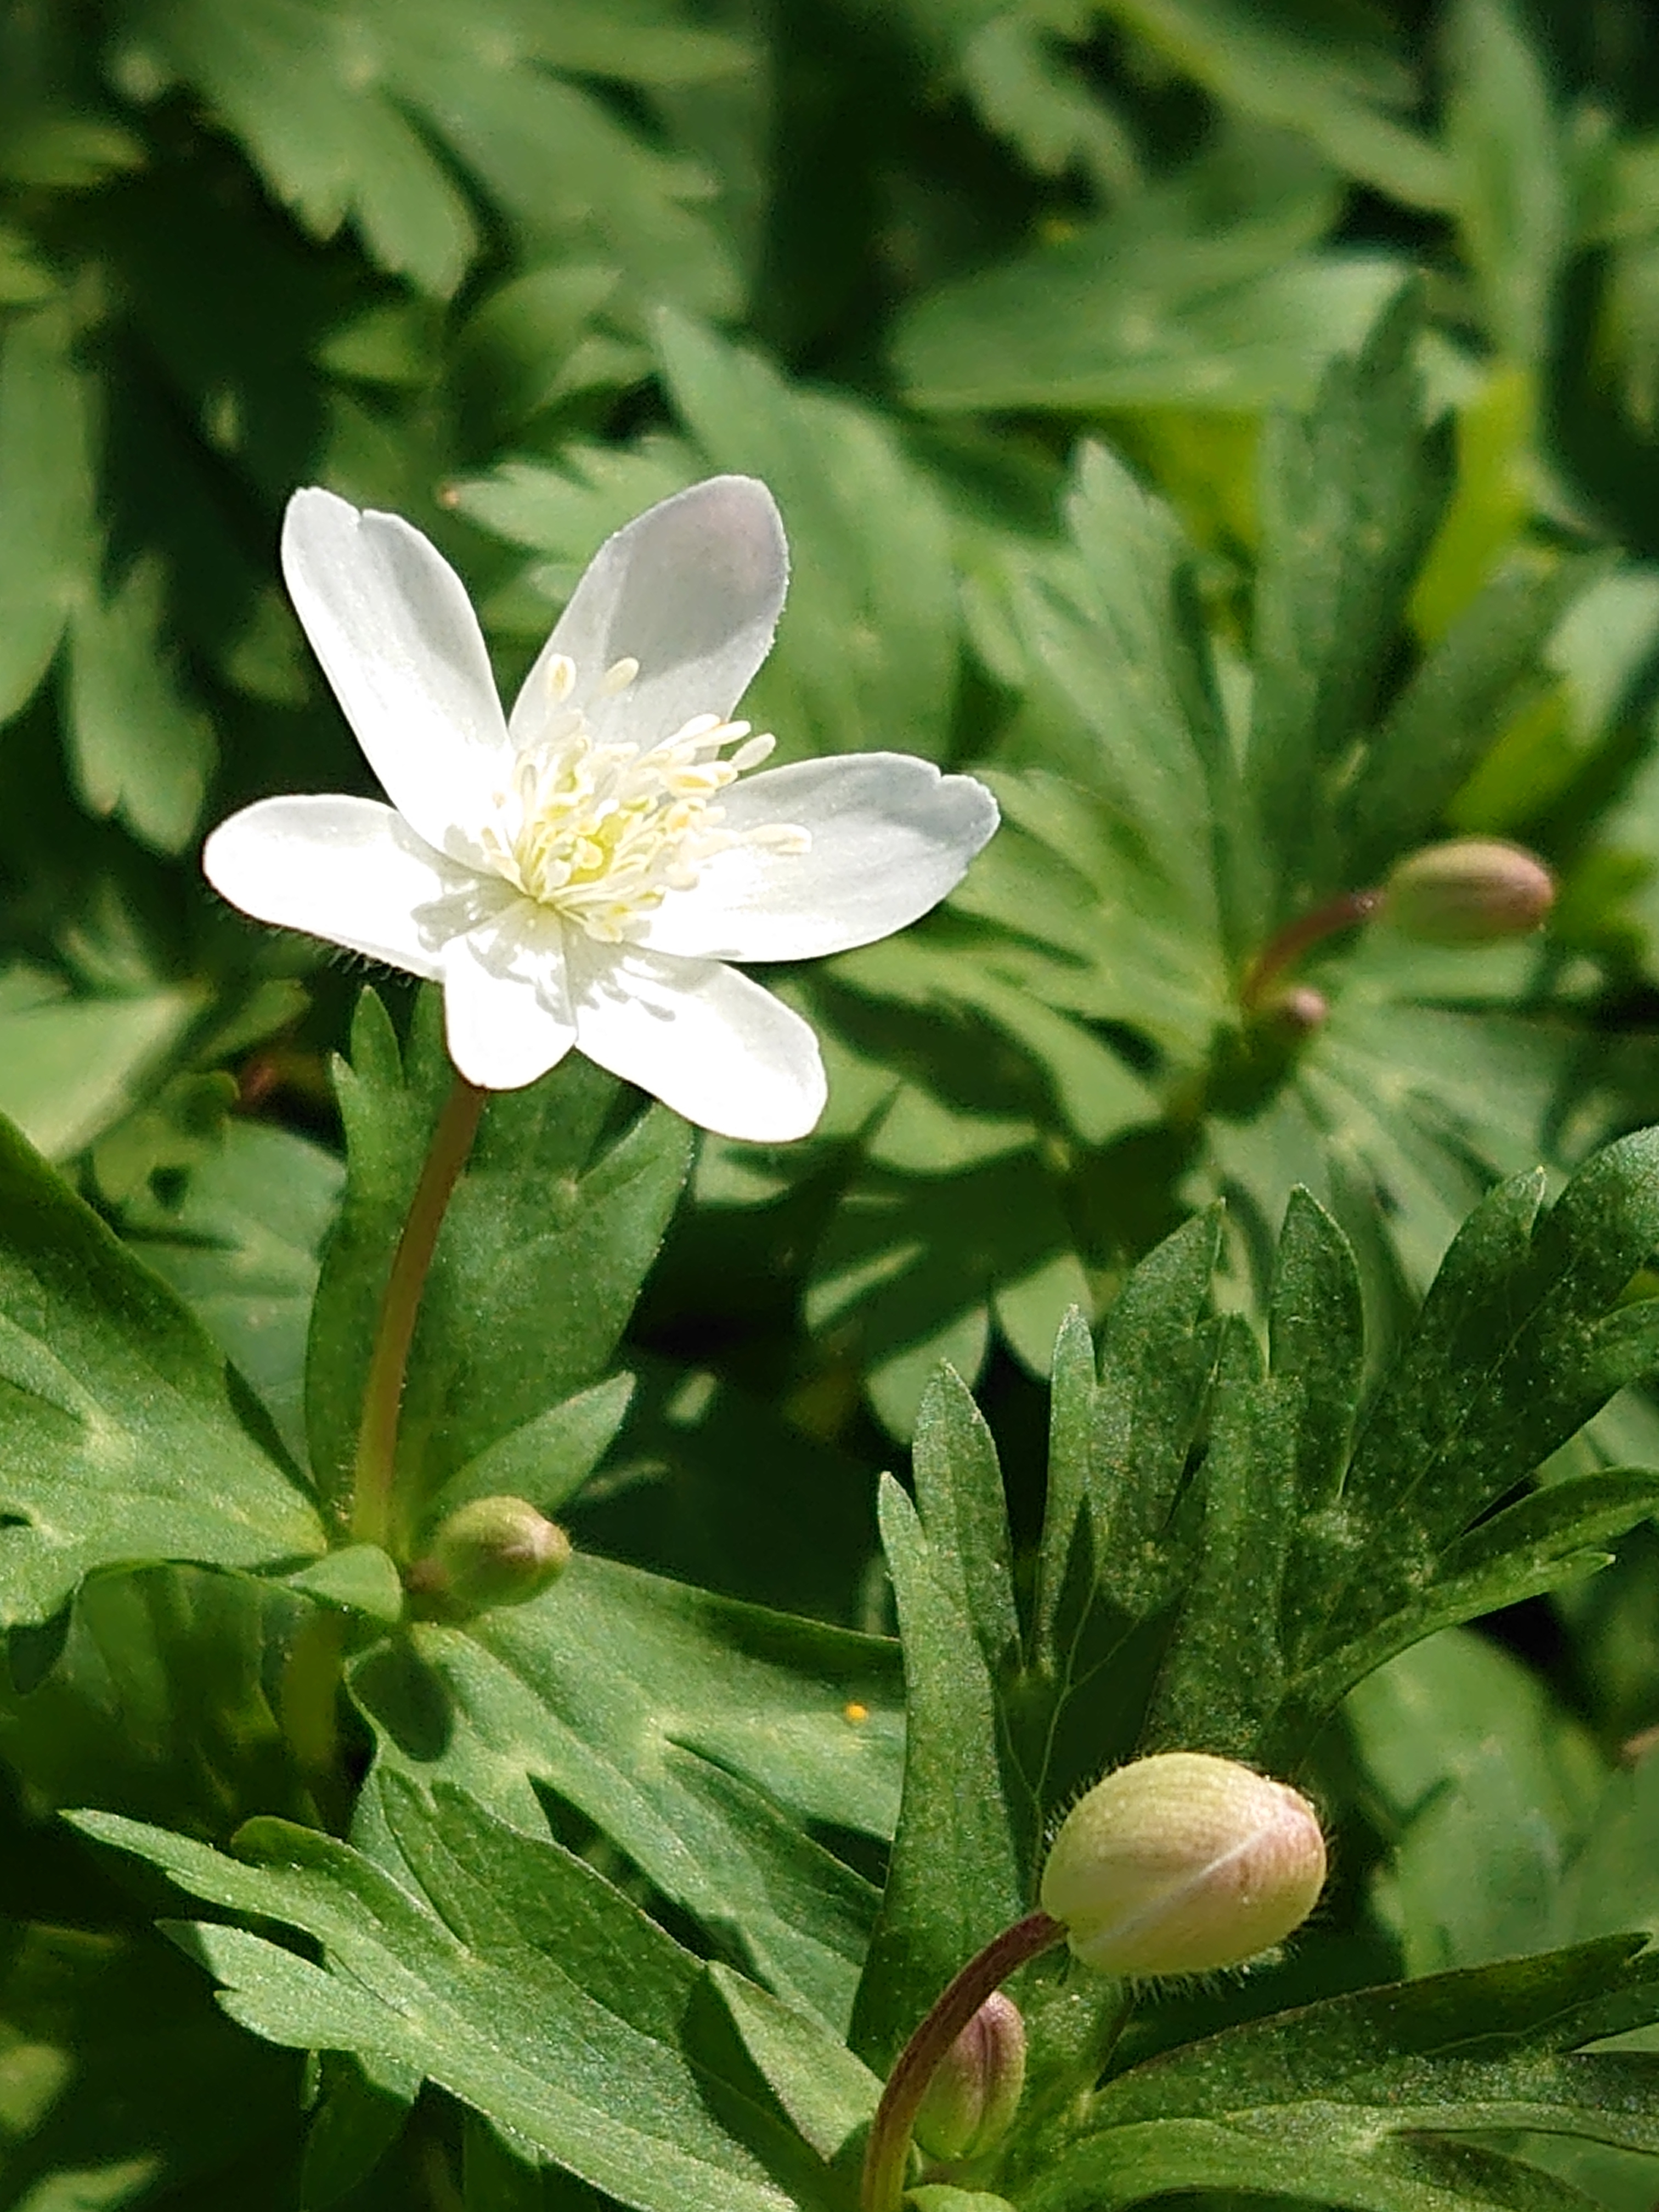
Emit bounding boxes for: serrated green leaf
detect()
[1248,290,1452,928]
[397,1068,690,1508]
[351,1553,900,2032]
[912,1364,1020,1702]
[423,1372,635,1530]
[1145,1321,1294,1756]
[75,1781,842,2212]
[1268,1187,1364,1517]
[0,1116,323,1626]
[125,0,478,295]
[850,1476,1025,2070]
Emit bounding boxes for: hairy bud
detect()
[1039,1752,1326,1977]
[413,1496,571,1616]
[1383,838,1554,945]
[913,1990,1026,2164]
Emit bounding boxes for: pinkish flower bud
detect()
[1382,838,1554,945]
[414,1496,571,1616]
[913,1990,1026,2164]
[1039,1752,1326,1976]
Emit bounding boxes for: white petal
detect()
[635,755,1000,962]
[202,794,499,977]
[510,476,787,754]
[283,487,510,859]
[566,937,826,1141]
[441,911,578,1091]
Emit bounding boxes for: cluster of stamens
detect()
[477,653,809,943]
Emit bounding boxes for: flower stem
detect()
[861,1911,1064,2212]
[350,1073,487,1550]
[1240,887,1383,1011]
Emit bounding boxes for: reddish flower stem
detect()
[861,1911,1064,2212]
[1240,888,1384,1011]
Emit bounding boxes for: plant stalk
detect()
[350,1072,487,1549]
[861,1910,1064,2212]
[1240,887,1383,1011]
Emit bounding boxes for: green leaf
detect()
[396,1065,691,1510]
[1268,1186,1364,1517]
[1044,1942,1659,2212]
[1260,1130,1659,1757]
[282,1544,403,1624]
[709,1960,879,2164]
[896,131,1404,416]
[0,1917,298,2208]
[1144,1318,1294,1756]
[849,1475,1025,2070]
[0,301,93,725]
[804,1149,1088,1438]
[0,1561,317,1833]
[1096,0,1448,207]
[1248,290,1452,928]
[1338,556,1586,884]
[911,1364,1020,1679]
[122,1119,345,1472]
[1347,1630,1605,1973]
[65,550,216,854]
[0,1115,323,1627]
[120,0,478,295]
[424,1371,635,1529]
[351,1553,900,2034]
[0,964,201,1164]
[75,1780,843,2212]
[1444,0,1569,368]
[655,311,961,762]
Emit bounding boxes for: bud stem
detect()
[861,1911,1062,2212]
[1240,888,1383,1011]
[351,1072,487,1550]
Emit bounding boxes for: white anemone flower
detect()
[204,476,998,1141]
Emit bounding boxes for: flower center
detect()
[477,653,808,943]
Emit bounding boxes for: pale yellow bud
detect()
[1382,838,1554,945]
[913,1991,1026,2163]
[1038,1752,1326,1976]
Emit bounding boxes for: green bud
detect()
[1039,1752,1325,1977]
[1382,838,1554,945]
[913,1990,1026,2164]
[415,1496,571,1615]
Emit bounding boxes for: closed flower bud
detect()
[1039,1752,1325,1977]
[1382,838,1554,945]
[913,1990,1026,2164]
[415,1496,571,1615]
